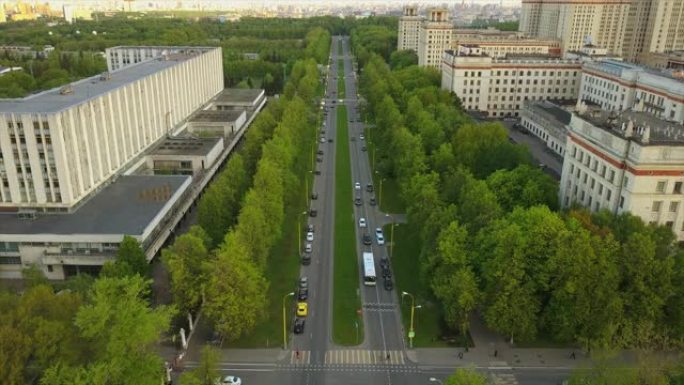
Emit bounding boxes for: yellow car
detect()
[297,302,308,317]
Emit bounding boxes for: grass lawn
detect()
[364,127,405,214]
[388,222,471,348]
[337,60,345,99]
[332,105,364,346]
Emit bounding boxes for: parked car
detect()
[306,232,314,242]
[311,192,318,200]
[294,318,305,334]
[380,256,389,268]
[309,209,318,217]
[320,137,326,143]
[307,224,314,233]
[359,134,365,140]
[305,243,312,253]
[317,150,324,155]
[369,197,376,206]
[354,196,362,206]
[359,218,367,228]
[384,278,393,291]
[301,253,311,265]
[215,376,242,385]
[299,276,309,289]
[361,146,367,152]
[297,302,308,317]
[298,287,309,301]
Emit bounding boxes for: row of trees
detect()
[1,237,172,385]
[357,48,684,354]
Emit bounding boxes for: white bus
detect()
[362,252,376,286]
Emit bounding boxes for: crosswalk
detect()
[491,373,519,385]
[324,350,405,365]
[290,350,311,364]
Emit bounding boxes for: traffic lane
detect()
[315,370,387,385]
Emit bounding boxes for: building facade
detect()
[560,108,684,240]
[441,46,582,117]
[519,0,631,56]
[452,29,561,58]
[398,5,422,52]
[639,50,684,70]
[579,59,684,123]
[0,47,223,212]
[520,100,573,157]
[418,8,452,68]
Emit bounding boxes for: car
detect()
[320,137,326,143]
[366,183,373,192]
[379,256,389,268]
[298,287,309,301]
[305,243,312,253]
[384,278,393,291]
[328,138,333,142]
[354,196,362,206]
[354,182,361,190]
[361,146,367,152]
[306,232,314,242]
[317,150,324,155]
[215,376,242,385]
[359,218,367,228]
[309,209,317,217]
[297,302,308,317]
[294,318,305,334]
[307,224,314,233]
[311,192,318,200]
[382,266,391,278]
[316,156,323,163]
[301,253,311,265]
[375,227,385,245]
[299,276,308,289]
[362,233,372,245]
[351,136,356,141]
[369,197,376,206]
[359,134,365,140]
[314,169,321,175]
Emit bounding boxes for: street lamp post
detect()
[402,291,421,349]
[282,292,295,349]
[390,222,399,259]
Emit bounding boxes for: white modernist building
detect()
[579,59,684,124]
[520,100,574,157]
[441,45,582,117]
[560,106,684,241]
[398,5,422,52]
[417,8,452,68]
[0,47,223,212]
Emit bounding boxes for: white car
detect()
[375,227,385,245]
[307,231,314,242]
[354,182,361,190]
[359,218,367,228]
[305,243,312,253]
[320,137,326,143]
[215,376,242,385]
[359,134,365,140]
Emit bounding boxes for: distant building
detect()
[188,109,247,138]
[418,8,452,68]
[639,51,684,71]
[146,137,224,176]
[560,106,684,241]
[578,60,684,124]
[441,45,582,117]
[520,100,574,158]
[452,28,561,58]
[105,46,213,72]
[398,5,421,52]
[565,44,621,63]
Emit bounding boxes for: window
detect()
[656,181,667,193]
[670,201,679,212]
[666,221,674,229]
[619,195,625,208]
[653,201,663,212]
[675,182,682,194]
[606,189,612,201]
[608,170,615,183]
[623,177,629,188]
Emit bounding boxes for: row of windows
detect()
[464,70,578,77]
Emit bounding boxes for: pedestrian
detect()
[386,352,390,361]
[571,352,576,360]
[494,349,498,357]
[458,352,463,359]
[296,349,300,359]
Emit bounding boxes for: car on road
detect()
[294,318,305,334]
[359,134,365,140]
[311,192,318,200]
[317,150,324,155]
[375,228,385,245]
[299,276,308,289]
[380,256,389,268]
[359,218,367,228]
[382,266,391,278]
[306,232,314,242]
[361,146,366,152]
[328,138,333,142]
[215,376,242,385]
[320,137,326,143]
[362,233,372,245]
[316,156,323,163]
[307,224,314,233]
[297,302,308,317]
[298,287,308,301]
[366,183,373,192]
[309,208,317,217]
[314,170,321,175]
[384,278,393,291]
[301,253,311,265]
[369,197,376,206]
[351,136,356,141]
[354,182,361,190]
[354,196,362,206]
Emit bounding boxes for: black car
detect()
[317,150,324,155]
[301,253,311,265]
[309,209,318,217]
[354,197,362,206]
[311,192,318,200]
[361,146,367,152]
[298,287,309,301]
[382,266,391,278]
[369,197,376,206]
[316,157,323,163]
[380,256,389,268]
[314,170,321,175]
[328,138,333,142]
[362,234,372,245]
[366,183,373,192]
[384,279,393,291]
[294,318,306,334]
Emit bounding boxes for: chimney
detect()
[642,125,651,144]
[625,119,634,137]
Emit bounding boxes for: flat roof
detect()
[0,47,217,114]
[213,88,264,105]
[189,109,245,123]
[579,109,684,145]
[0,175,189,237]
[151,137,222,156]
[529,100,572,125]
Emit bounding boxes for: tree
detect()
[444,367,488,385]
[21,263,49,287]
[486,165,559,211]
[163,226,212,313]
[203,233,268,341]
[178,345,220,385]
[42,276,174,385]
[389,50,418,70]
[456,175,502,234]
[103,235,149,278]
